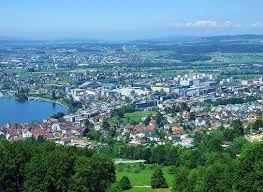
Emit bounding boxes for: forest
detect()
[0,119,262,192]
[0,140,115,192]
[100,121,263,192]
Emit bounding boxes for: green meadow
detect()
[116,163,174,192]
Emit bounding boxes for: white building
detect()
[71,89,85,101]
[22,130,33,138]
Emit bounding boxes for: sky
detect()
[1,0,263,40]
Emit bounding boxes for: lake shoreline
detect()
[28,97,69,109]
[0,98,68,126]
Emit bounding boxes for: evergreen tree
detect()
[172,166,190,192]
[151,168,168,188]
[119,176,132,190]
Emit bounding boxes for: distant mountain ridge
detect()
[201,34,263,41]
[1,34,263,44]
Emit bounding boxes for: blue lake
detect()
[0,98,68,126]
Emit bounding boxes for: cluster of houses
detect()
[0,118,95,148]
[119,120,194,148]
[1,72,263,147]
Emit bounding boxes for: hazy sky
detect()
[1,0,263,40]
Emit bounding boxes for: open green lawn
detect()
[124,111,154,124]
[28,93,53,100]
[116,163,174,189]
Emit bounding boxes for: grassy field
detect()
[28,93,53,100]
[124,111,154,124]
[116,163,174,191]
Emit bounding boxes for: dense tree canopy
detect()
[98,120,262,192]
[110,104,135,119]
[0,118,262,192]
[235,142,263,192]
[0,140,115,192]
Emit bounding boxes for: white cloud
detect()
[185,20,217,28]
[224,20,232,27]
[223,20,242,28]
[170,20,263,29]
[171,20,217,28]
[251,22,263,27]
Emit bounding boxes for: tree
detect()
[178,148,205,169]
[245,122,253,134]
[253,118,263,130]
[16,91,28,101]
[196,161,235,192]
[86,129,101,141]
[165,145,179,166]
[52,90,56,100]
[110,104,135,119]
[207,129,224,152]
[235,142,263,192]
[85,119,94,129]
[24,149,75,192]
[155,111,166,128]
[143,148,151,162]
[0,140,116,192]
[226,137,247,158]
[119,176,132,190]
[0,141,33,192]
[172,166,192,192]
[151,168,168,189]
[83,119,94,136]
[230,119,244,138]
[23,155,50,192]
[111,116,123,127]
[107,182,123,192]
[66,98,82,113]
[71,155,116,192]
[181,102,190,111]
[189,112,196,121]
[223,119,244,141]
[102,120,111,130]
[111,109,125,118]
[151,145,166,164]
[108,128,117,138]
[51,112,65,121]
[143,115,151,125]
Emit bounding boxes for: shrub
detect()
[119,176,132,190]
